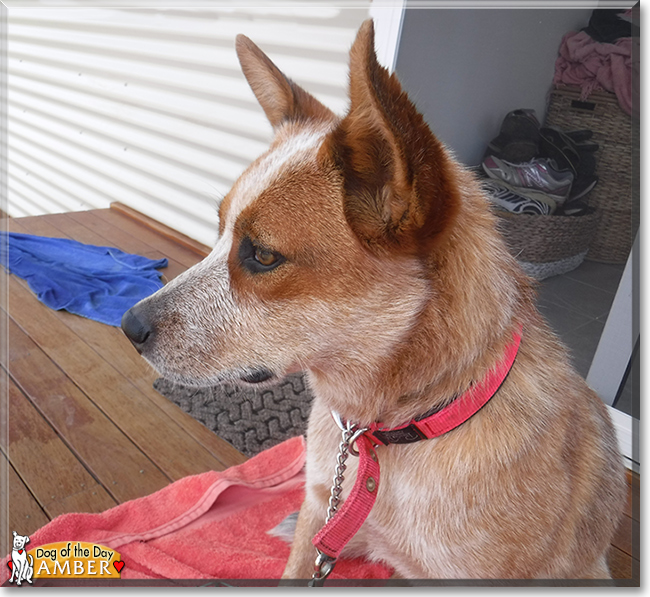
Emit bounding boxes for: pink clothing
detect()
[554,30,634,116]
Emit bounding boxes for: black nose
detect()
[121,306,153,353]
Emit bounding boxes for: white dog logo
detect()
[9,531,33,586]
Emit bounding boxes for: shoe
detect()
[539,126,600,200]
[539,126,582,176]
[484,109,541,163]
[569,173,598,201]
[556,200,591,217]
[482,156,573,203]
[565,129,594,144]
[481,180,557,215]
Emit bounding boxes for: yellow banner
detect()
[28,542,123,579]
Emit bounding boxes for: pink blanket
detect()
[554,30,633,115]
[2,437,391,585]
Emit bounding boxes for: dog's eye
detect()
[254,247,277,266]
[239,237,285,273]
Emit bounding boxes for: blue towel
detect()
[0,232,168,327]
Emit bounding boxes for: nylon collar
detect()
[365,326,522,446]
[311,326,523,575]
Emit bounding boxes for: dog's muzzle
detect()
[121,305,154,354]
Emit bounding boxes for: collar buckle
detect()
[369,423,428,445]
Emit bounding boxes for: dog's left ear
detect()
[236,35,335,129]
[321,20,460,255]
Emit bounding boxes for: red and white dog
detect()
[122,20,626,580]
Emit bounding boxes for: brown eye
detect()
[254,246,277,266]
[239,237,284,273]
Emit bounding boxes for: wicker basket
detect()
[545,86,633,264]
[496,208,601,280]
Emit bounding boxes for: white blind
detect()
[7,5,371,246]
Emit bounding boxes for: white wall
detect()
[6,5,370,246]
[394,7,593,166]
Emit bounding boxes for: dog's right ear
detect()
[236,35,334,129]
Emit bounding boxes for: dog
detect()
[10,532,34,585]
[121,20,626,580]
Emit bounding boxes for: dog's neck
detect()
[307,321,522,429]
[308,187,535,429]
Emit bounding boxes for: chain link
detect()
[310,413,368,586]
[325,419,356,523]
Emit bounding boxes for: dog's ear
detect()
[236,35,335,129]
[321,20,460,255]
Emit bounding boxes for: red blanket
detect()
[2,437,391,585]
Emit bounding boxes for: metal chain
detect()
[325,418,356,523]
[309,413,367,587]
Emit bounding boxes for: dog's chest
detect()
[305,405,474,565]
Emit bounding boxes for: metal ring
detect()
[347,427,369,457]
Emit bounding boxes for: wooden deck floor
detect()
[1,205,247,558]
[0,205,639,583]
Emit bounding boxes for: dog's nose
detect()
[121,305,153,353]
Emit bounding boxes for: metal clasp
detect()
[331,411,367,457]
[331,410,347,431]
[308,550,336,587]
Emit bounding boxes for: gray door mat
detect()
[153,372,313,458]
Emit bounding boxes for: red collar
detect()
[366,326,522,445]
[310,327,523,581]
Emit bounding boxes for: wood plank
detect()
[608,545,639,582]
[2,370,117,518]
[67,210,171,258]
[8,211,245,470]
[5,316,170,502]
[57,313,248,470]
[6,275,240,477]
[44,216,246,468]
[30,212,104,247]
[45,486,119,520]
[102,207,208,268]
[1,455,50,557]
[111,201,211,258]
[611,513,633,557]
[607,470,639,583]
[6,214,62,237]
[607,546,631,579]
[5,215,63,238]
[20,211,187,287]
[627,469,639,522]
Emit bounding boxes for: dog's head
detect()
[122,21,522,420]
[12,532,29,551]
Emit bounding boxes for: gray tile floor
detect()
[536,259,634,416]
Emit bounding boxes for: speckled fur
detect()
[130,20,626,580]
